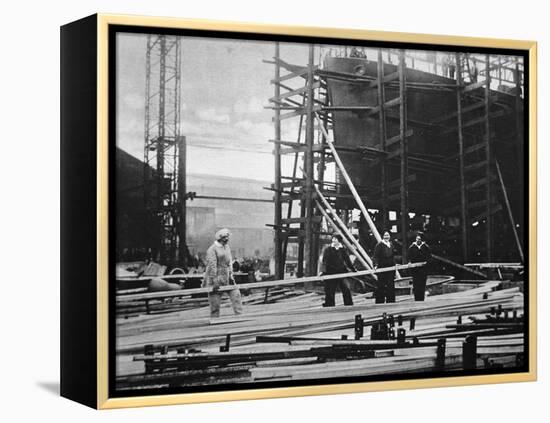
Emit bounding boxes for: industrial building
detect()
[116,148,273,261]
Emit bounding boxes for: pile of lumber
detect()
[116,286,305,317]
[115,263,427,317]
[115,278,525,391]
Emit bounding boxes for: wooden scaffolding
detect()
[269,46,524,278]
[444,53,524,263]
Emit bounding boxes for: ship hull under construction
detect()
[323,56,524,263]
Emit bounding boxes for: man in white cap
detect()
[203,228,243,318]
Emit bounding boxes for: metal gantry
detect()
[144,34,187,267]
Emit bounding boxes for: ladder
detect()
[455,53,500,262]
[374,49,410,261]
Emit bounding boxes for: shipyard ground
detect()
[115,278,525,391]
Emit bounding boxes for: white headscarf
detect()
[215,228,231,241]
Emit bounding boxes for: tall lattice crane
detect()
[143,34,189,267]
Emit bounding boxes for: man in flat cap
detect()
[203,228,243,318]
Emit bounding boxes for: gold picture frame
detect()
[60,13,537,409]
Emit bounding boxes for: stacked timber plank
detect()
[115,279,524,390]
[115,264,447,318]
[116,287,306,317]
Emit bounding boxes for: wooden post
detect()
[436,338,446,369]
[273,43,284,279]
[455,53,468,263]
[484,54,492,262]
[514,59,524,244]
[315,84,329,275]
[314,200,371,271]
[177,135,188,268]
[297,208,305,277]
[315,113,381,243]
[463,335,478,370]
[377,49,388,230]
[495,160,524,262]
[304,45,315,276]
[398,50,409,263]
[314,115,401,279]
[314,188,373,268]
[354,315,364,340]
[432,254,487,279]
[282,97,307,275]
[315,193,373,268]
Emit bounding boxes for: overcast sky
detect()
[116,33,312,181]
[116,33,523,182]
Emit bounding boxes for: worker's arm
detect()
[424,244,432,262]
[228,248,236,284]
[204,246,218,289]
[318,246,328,276]
[343,250,356,272]
[373,243,380,268]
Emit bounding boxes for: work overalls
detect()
[203,241,243,317]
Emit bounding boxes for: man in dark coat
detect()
[408,233,431,301]
[373,231,396,303]
[319,234,355,307]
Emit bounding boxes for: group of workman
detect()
[201,228,431,318]
[319,231,431,307]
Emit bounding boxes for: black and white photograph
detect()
[112,29,529,395]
